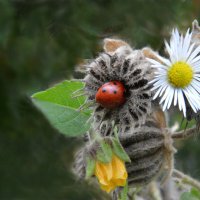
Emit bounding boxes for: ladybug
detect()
[95,81,126,109]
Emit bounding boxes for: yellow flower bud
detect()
[95,154,128,193]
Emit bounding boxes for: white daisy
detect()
[148,28,200,117]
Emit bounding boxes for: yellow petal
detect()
[100,162,113,181]
[95,162,108,185]
[112,177,127,187]
[100,182,116,193]
[112,155,127,179]
[95,161,113,185]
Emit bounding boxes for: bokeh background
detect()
[1,0,200,199]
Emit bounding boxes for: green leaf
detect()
[191,188,200,199]
[113,126,131,162]
[180,192,199,200]
[112,139,131,163]
[96,140,113,163]
[32,80,86,108]
[32,80,91,136]
[86,157,95,179]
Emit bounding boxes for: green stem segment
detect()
[173,169,200,191]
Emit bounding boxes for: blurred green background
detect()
[1,0,200,199]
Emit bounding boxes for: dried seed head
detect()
[119,111,175,187]
[73,110,175,188]
[192,19,200,46]
[84,44,153,134]
[103,38,130,54]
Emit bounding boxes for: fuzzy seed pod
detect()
[119,114,173,186]
[84,43,154,134]
[73,109,175,190]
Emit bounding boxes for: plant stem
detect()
[171,127,196,140]
[173,169,200,191]
[149,182,163,200]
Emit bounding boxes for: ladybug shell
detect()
[95,81,126,109]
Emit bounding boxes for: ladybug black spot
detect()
[114,90,117,94]
[102,89,106,92]
[113,82,117,85]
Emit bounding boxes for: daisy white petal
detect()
[167,89,174,109]
[173,89,178,106]
[189,54,200,66]
[177,90,183,111]
[160,86,172,104]
[162,96,170,111]
[184,87,199,112]
[159,84,169,97]
[186,85,200,106]
[192,62,200,71]
[194,75,200,82]
[151,80,165,90]
[182,29,191,57]
[185,43,195,60]
[151,78,166,88]
[162,87,174,111]
[153,83,168,100]
[187,46,200,64]
[165,40,172,55]
[190,80,200,94]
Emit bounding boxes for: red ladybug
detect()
[95,81,126,109]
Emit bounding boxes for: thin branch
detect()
[149,182,163,200]
[171,127,196,140]
[77,100,95,111]
[173,169,200,191]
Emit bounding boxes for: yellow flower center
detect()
[167,61,193,88]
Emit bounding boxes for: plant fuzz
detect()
[74,110,175,190]
[83,45,154,134]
